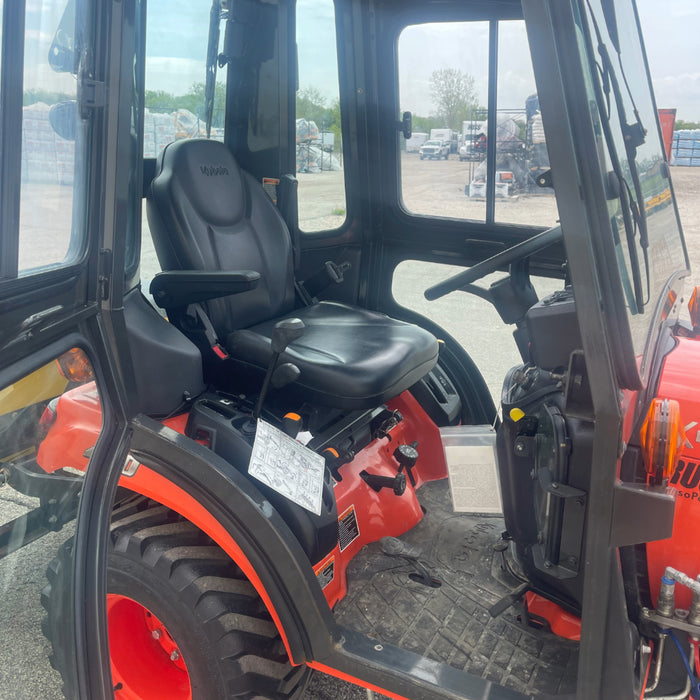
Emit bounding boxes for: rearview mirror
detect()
[49,101,78,141]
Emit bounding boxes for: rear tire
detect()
[42,497,311,699]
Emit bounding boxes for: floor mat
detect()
[333,480,578,696]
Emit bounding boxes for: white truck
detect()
[429,128,458,153]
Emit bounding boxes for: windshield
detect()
[580,0,688,379]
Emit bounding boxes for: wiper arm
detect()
[586,0,649,311]
[205,0,225,138]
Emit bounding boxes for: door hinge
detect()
[78,78,107,118]
[98,249,112,301]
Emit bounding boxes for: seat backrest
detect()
[147,138,296,335]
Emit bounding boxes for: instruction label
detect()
[315,557,335,589]
[249,419,325,516]
[338,505,360,551]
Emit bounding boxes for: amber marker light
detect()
[56,348,94,383]
[689,286,700,328]
[640,398,684,481]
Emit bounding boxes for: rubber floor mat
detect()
[333,480,578,696]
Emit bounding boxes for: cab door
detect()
[0,0,132,696]
[361,0,567,411]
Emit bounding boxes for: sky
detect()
[19,0,700,123]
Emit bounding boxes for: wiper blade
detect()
[205,0,225,138]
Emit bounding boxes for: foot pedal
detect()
[380,536,422,559]
[488,582,530,618]
[380,537,441,588]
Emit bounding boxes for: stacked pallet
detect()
[671,130,700,166]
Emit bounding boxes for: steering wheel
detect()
[423,225,563,301]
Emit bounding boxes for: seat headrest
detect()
[154,138,247,227]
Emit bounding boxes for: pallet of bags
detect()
[22,103,59,184]
[671,130,700,167]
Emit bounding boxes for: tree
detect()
[296,86,342,148]
[430,68,478,131]
[296,86,328,125]
[144,82,226,128]
[676,119,700,131]
[411,114,442,134]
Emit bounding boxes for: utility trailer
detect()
[0,1,698,699]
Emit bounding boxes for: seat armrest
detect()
[150,270,261,309]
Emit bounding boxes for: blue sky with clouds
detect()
[20,0,700,122]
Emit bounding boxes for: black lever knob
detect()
[393,443,418,469]
[360,470,406,496]
[394,443,418,487]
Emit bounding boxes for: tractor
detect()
[0,0,698,699]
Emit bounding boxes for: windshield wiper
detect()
[585,0,650,312]
[205,1,227,138]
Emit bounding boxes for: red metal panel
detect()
[658,108,677,162]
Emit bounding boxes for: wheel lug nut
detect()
[171,650,180,661]
[151,629,162,640]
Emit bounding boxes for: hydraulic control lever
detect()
[360,470,406,496]
[252,318,304,420]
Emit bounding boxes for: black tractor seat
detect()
[146,138,438,410]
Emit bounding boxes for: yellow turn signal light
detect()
[640,398,684,480]
[56,348,94,384]
[689,286,700,328]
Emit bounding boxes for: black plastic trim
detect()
[0,0,25,280]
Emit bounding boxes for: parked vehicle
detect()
[420,139,450,159]
[430,128,459,153]
[405,131,429,152]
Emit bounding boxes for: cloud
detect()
[145,57,208,95]
[652,73,700,121]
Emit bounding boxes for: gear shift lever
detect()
[252,318,305,420]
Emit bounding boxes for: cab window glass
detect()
[18,0,87,275]
[494,21,558,226]
[143,1,224,157]
[296,0,346,233]
[399,21,489,221]
[398,20,558,228]
[0,349,102,696]
[140,1,226,293]
[580,0,686,369]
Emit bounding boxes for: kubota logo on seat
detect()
[200,164,229,176]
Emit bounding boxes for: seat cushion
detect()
[225,302,439,409]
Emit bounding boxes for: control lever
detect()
[252,318,305,420]
[360,470,406,496]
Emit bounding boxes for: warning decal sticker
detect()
[315,557,335,590]
[338,505,360,552]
